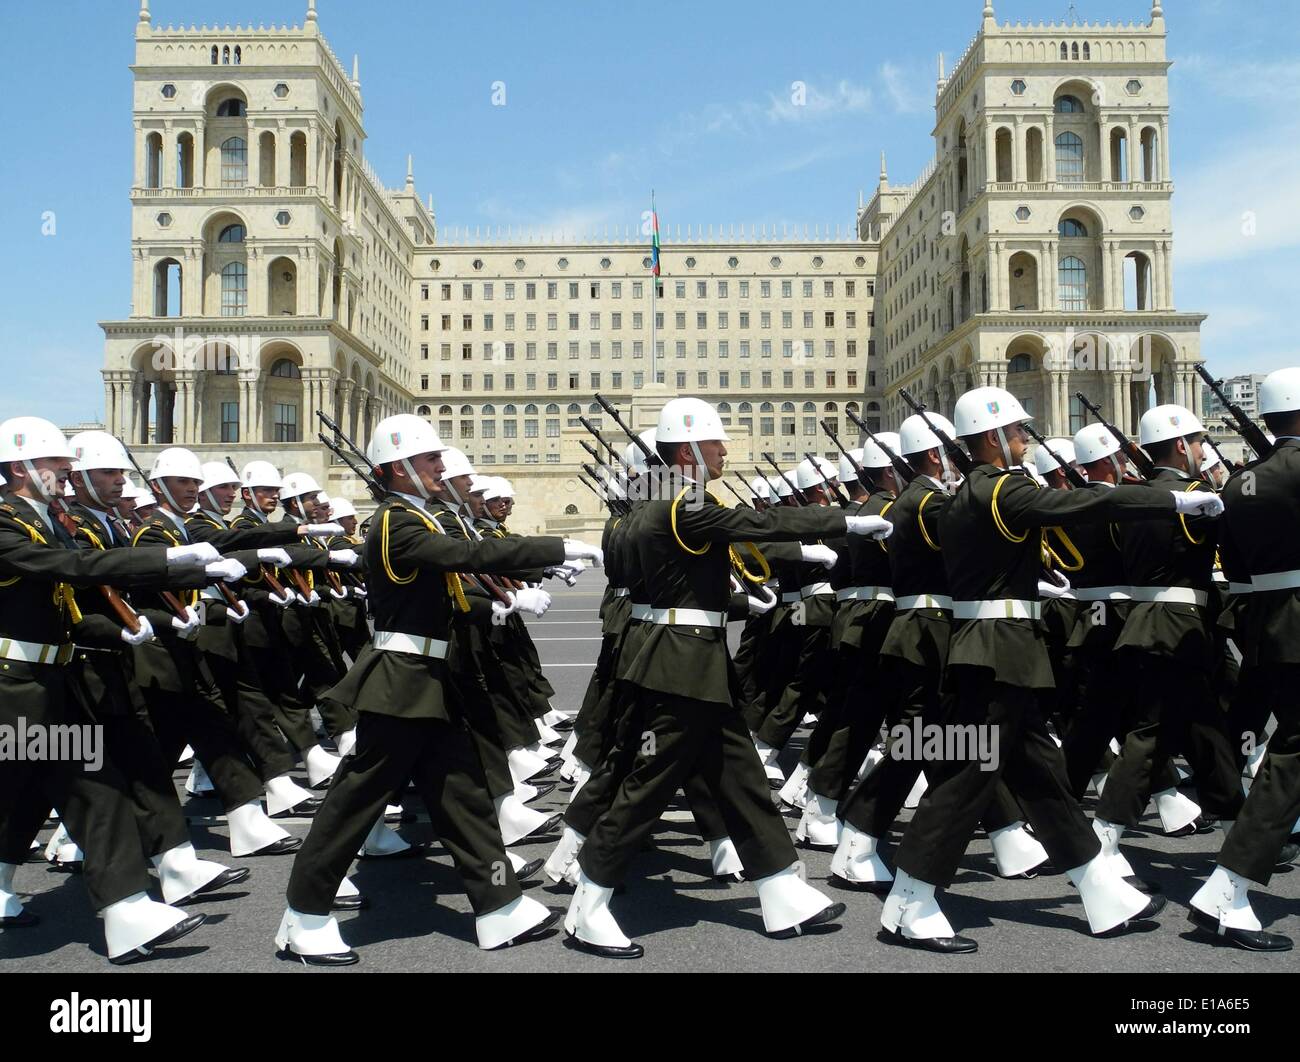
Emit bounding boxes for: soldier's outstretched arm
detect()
[673,498,847,546]
[382,507,564,574]
[993,474,1175,534]
[0,519,170,589]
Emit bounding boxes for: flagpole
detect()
[650,189,658,388]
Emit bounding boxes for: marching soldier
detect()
[0,418,214,962]
[877,387,1220,952]
[322,496,371,663]
[563,397,893,958]
[276,414,601,964]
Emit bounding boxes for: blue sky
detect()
[2,0,1296,424]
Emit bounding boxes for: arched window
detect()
[566,403,581,414]
[216,99,247,118]
[211,46,219,64]
[503,404,517,416]
[867,402,881,412]
[1055,132,1084,182]
[417,405,432,417]
[1055,95,1084,113]
[524,404,538,416]
[270,358,301,379]
[482,404,496,416]
[1082,42,1090,60]
[222,46,230,65]
[220,137,247,187]
[824,401,838,411]
[461,405,474,416]
[545,404,559,415]
[846,401,860,414]
[1058,218,1088,238]
[1059,256,1088,311]
[587,403,602,414]
[233,46,242,65]
[717,401,732,412]
[565,504,579,516]
[760,402,774,413]
[1060,42,1069,60]
[217,223,246,243]
[1071,42,1080,60]
[780,402,795,413]
[802,401,816,413]
[220,262,247,317]
[739,402,753,413]
[1008,354,1033,373]
[439,405,453,416]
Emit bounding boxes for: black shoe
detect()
[109,913,207,965]
[515,858,545,881]
[274,797,324,817]
[1003,870,1039,880]
[767,901,846,939]
[777,802,802,818]
[768,778,785,791]
[1124,876,1163,896]
[563,930,644,959]
[879,926,978,954]
[525,783,558,802]
[277,946,360,967]
[252,837,303,856]
[714,870,747,884]
[508,815,562,847]
[551,718,575,732]
[490,907,564,949]
[0,909,39,928]
[48,857,84,875]
[1275,843,1299,868]
[177,867,251,904]
[359,841,431,860]
[1129,894,1167,922]
[1166,816,1215,838]
[829,873,892,894]
[1187,908,1293,952]
[331,894,370,912]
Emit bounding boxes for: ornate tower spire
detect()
[306,0,318,24]
[138,1,151,23]
[406,155,415,190]
[351,54,360,88]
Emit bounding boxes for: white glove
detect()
[563,539,604,567]
[513,586,552,617]
[297,590,322,607]
[800,544,839,570]
[301,523,346,537]
[120,615,156,646]
[205,558,248,584]
[328,549,360,568]
[845,515,894,540]
[165,543,220,569]
[1171,490,1224,518]
[1038,578,1073,600]
[226,601,250,625]
[171,606,202,640]
[351,586,367,599]
[328,586,349,600]
[270,588,296,609]
[491,594,519,621]
[747,586,777,616]
[257,548,291,566]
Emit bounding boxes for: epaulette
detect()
[0,503,18,517]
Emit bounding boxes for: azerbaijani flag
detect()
[650,194,661,277]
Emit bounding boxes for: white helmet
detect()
[624,430,659,474]
[198,461,240,492]
[1258,367,1300,417]
[1073,424,1122,466]
[1200,440,1224,473]
[70,431,130,473]
[119,482,141,502]
[795,456,837,490]
[328,497,358,520]
[838,449,864,483]
[899,413,957,457]
[149,447,204,482]
[468,473,492,494]
[657,398,730,444]
[134,491,159,511]
[1032,438,1077,476]
[953,387,1033,437]
[367,414,446,466]
[748,476,772,501]
[767,475,793,500]
[482,477,515,502]
[1138,404,1204,446]
[861,432,902,471]
[241,461,282,490]
[438,447,475,481]
[0,417,73,463]
[280,472,323,500]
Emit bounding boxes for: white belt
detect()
[0,639,75,666]
[1127,587,1209,606]
[801,581,833,599]
[1251,570,1300,593]
[953,599,1042,621]
[612,587,630,598]
[630,603,651,621]
[372,631,449,659]
[1073,586,1132,602]
[1228,582,1254,596]
[836,586,896,603]
[646,607,725,628]
[780,591,802,604]
[1212,571,1228,586]
[895,593,953,612]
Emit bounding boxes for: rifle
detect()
[593,394,659,468]
[223,456,297,600]
[317,412,513,605]
[762,454,808,506]
[1205,432,1242,476]
[1074,392,1153,481]
[576,470,624,515]
[1196,365,1274,460]
[820,419,868,487]
[49,492,145,636]
[1023,424,1088,489]
[581,464,629,516]
[843,407,917,484]
[734,472,766,506]
[579,415,634,474]
[897,389,973,476]
[803,451,851,507]
[720,480,751,509]
[119,443,208,621]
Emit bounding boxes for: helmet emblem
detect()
[391,432,402,446]
[683,414,694,428]
[13,434,24,449]
[986,402,1000,416]
[1169,415,1180,427]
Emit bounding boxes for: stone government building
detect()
[101,0,1202,534]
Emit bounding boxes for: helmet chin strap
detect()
[400,458,432,501]
[933,447,955,490]
[77,470,108,510]
[1108,454,1124,483]
[22,460,61,505]
[1185,438,1201,478]
[688,441,708,482]
[151,477,185,515]
[995,425,1015,469]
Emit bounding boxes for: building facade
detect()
[102,0,1204,533]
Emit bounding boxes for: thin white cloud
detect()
[879,62,928,114]
[765,79,874,123]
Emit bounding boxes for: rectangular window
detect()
[740,371,751,388]
[676,371,687,388]
[590,373,601,389]
[504,343,515,361]
[846,311,857,327]
[782,311,793,329]
[804,371,814,387]
[697,341,708,358]
[590,282,600,299]
[273,402,298,442]
[504,422,518,439]
[633,371,645,389]
[676,341,687,358]
[718,371,730,389]
[547,373,558,390]
[547,313,558,330]
[483,283,494,300]
[441,283,452,300]
[220,401,239,443]
[740,341,750,358]
[525,373,536,390]
[633,312,644,330]
[803,417,816,436]
[761,312,771,329]
[590,341,601,358]
[526,282,536,299]
[803,280,814,298]
[697,371,708,387]
[847,371,858,387]
[569,282,579,299]
[781,280,792,298]
[611,312,622,329]
[569,373,579,389]
[675,281,686,298]
[697,280,707,298]
[547,282,558,299]
[675,312,686,329]
[568,313,579,330]
[462,283,473,299]
[739,280,750,298]
[546,419,560,437]
[441,374,452,390]
[420,374,430,390]
[632,281,644,299]
[612,372,623,388]
[546,453,560,464]
[590,313,600,330]
[462,374,473,389]
[848,340,859,358]
[761,371,772,387]
[718,340,729,358]
[611,341,623,359]
[783,371,794,387]
[781,417,796,437]
[569,341,579,358]
[845,280,855,297]
[612,281,622,298]
[440,419,454,438]
[760,416,774,436]
[220,263,247,316]
[503,313,514,331]
[697,312,707,329]
[460,420,474,439]
[633,341,644,359]
[525,342,537,360]
[760,280,771,298]
[420,344,429,361]
[462,314,473,331]
[481,422,495,439]
[547,342,558,360]
[525,420,538,438]
[504,282,515,300]
[761,340,772,358]
[461,344,472,361]
[483,375,494,391]
[525,313,537,331]
[504,373,515,389]
[826,371,836,387]
[525,453,540,464]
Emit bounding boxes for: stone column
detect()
[338,379,356,439]
[174,373,193,444]
[246,247,264,317]
[1046,241,1059,310]
[247,123,261,188]
[1044,116,1056,182]
[1101,242,1115,310]
[1159,118,1171,184]
[162,122,176,189]
[297,248,315,316]
[193,119,206,190]
[133,123,146,187]
[983,124,996,188]
[1161,241,1174,308]
[988,242,1002,311]
[1013,116,1025,184]
[183,248,203,317]
[1127,118,1140,184]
